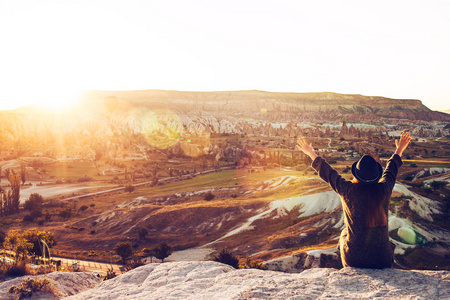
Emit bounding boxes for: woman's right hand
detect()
[394,132,411,157]
[297,138,318,161]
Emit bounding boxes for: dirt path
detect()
[20,184,111,203]
[166,247,215,262]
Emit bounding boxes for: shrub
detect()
[30,210,42,219]
[5,262,28,278]
[59,208,72,219]
[204,192,215,201]
[430,181,446,190]
[0,229,6,246]
[421,187,433,194]
[213,249,239,269]
[124,185,135,193]
[404,174,414,181]
[23,214,34,222]
[8,277,55,299]
[30,160,44,168]
[125,259,145,271]
[78,205,88,212]
[23,193,44,212]
[105,267,116,280]
[243,256,268,270]
[77,175,93,182]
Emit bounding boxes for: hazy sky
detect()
[1,0,449,111]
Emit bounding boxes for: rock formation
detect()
[0,271,100,300]
[60,261,449,299]
[78,90,450,122]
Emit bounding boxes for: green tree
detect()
[8,170,21,213]
[1,169,21,214]
[24,193,44,212]
[151,168,159,186]
[0,229,6,247]
[0,188,4,215]
[137,227,148,240]
[20,163,26,184]
[14,237,33,261]
[21,229,57,259]
[114,241,133,262]
[4,231,33,262]
[152,242,172,262]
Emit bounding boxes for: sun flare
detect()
[32,88,83,112]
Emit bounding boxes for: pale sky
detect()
[0,0,449,111]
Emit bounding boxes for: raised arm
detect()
[394,132,411,157]
[379,132,410,190]
[296,138,318,161]
[296,137,350,197]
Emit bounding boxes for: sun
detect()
[33,88,83,112]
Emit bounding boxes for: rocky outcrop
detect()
[2,262,448,299]
[62,261,449,300]
[0,271,100,300]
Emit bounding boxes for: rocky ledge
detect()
[0,271,100,300]
[2,261,449,299]
[66,261,449,300]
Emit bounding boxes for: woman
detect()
[296,132,411,268]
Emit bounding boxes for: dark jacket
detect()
[312,154,403,268]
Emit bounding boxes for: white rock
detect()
[0,272,101,300]
[63,261,450,300]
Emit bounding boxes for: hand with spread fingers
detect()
[296,137,318,161]
[394,132,412,157]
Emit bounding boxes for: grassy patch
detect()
[44,161,106,181]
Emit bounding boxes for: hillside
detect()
[38,165,449,272]
[78,90,450,122]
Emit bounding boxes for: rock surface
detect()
[0,271,101,300]
[64,261,450,300]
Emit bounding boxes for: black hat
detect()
[351,155,383,183]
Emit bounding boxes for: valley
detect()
[0,90,449,274]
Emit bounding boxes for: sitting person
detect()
[296,132,411,268]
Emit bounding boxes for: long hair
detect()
[352,178,387,227]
